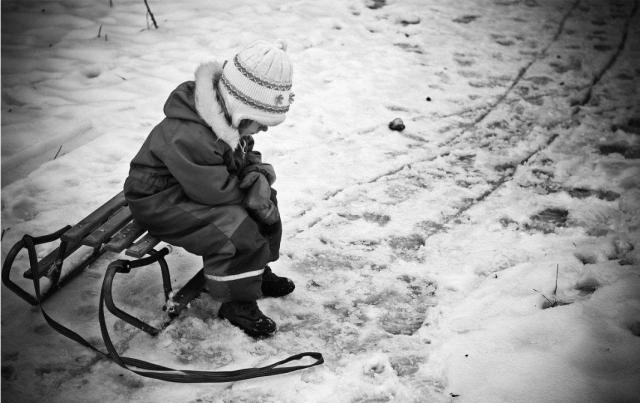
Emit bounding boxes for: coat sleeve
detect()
[154,125,244,206]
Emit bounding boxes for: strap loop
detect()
[20,248,323,383]
[113,260,131,274]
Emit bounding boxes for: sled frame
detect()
[1,191,205,333]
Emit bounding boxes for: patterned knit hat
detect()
[218,40,293,127]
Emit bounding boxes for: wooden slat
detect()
[104,221,146,253]
[61,191,127,243]
[82,207,133,248]
[23,241,82,279]
[125,233,160,258]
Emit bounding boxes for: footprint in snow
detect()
[366,0,386,9]
[567,188,620,201]
[525,208,569,234]
[378,275,436,336]
[549,56,582,74]
[598,143,640,159]
[390,354,424,377]
[388,233,426,261]
[575,277,600,296]
[452,15,479,24]
[526,76,553,86]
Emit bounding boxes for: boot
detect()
[218,300,276,339]
[261,266,295,298]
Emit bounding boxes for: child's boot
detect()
[218,300,276,338]
[261,266,295,298]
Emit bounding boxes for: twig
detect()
[532,288,553,305]
[97,24,103,38]
[1,228,10,241]
[143,0,158,29]
[553,264,559,296]
[53,145,63,160]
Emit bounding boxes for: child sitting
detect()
[123,40,295,338]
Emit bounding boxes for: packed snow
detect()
[2,0,640,402]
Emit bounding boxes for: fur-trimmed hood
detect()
[193,62,240,149]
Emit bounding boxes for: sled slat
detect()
[125,233,160,258]
[62,192,127,243]
[105,221,146,253]
[23,241,82,280]
[82,207,133,248]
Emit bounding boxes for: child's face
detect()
[238,119,268,136]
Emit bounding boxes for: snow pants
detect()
[202,218,281,302]
[124,177,281,302]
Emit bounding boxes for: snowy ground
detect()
[2,0,640,402]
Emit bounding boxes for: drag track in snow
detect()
[295,0,637,240]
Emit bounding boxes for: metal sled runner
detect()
[2,191,323,382]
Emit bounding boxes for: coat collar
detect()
[194,62,240,150]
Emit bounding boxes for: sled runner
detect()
[2,191,323,382]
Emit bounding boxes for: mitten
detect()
[243,175,280,225]
[239,171,262,190]
[255,163,276,185]
[240,163,276,186]
[257,201,280,226]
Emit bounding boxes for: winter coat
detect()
[123,62,279,301]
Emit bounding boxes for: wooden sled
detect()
[2,191,204,334]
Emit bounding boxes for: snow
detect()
[2,0,640,402]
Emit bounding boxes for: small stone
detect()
[426,96,432,101]
[399,16,421,25]
[388,117,405,131]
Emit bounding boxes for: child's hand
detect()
[242,174,280,225]
[239,171,263,189]
[239,164,276,186]
[256,163,276,185]
[256,200,280,225]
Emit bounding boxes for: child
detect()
[123,40,295,338]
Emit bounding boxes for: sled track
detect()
[299,0,636,235]
[438,132,559,230]
[437,0,580,147]
[311,0,581,206]
[419,0,638,240]
[576,0,638,108]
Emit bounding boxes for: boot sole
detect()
[218,311,277,339]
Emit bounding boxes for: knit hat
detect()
[218,40,294,128]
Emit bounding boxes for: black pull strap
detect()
[24,235,323,383]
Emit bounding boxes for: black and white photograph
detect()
[2,0,639,401]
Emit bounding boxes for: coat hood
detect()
[163,62,240,150]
